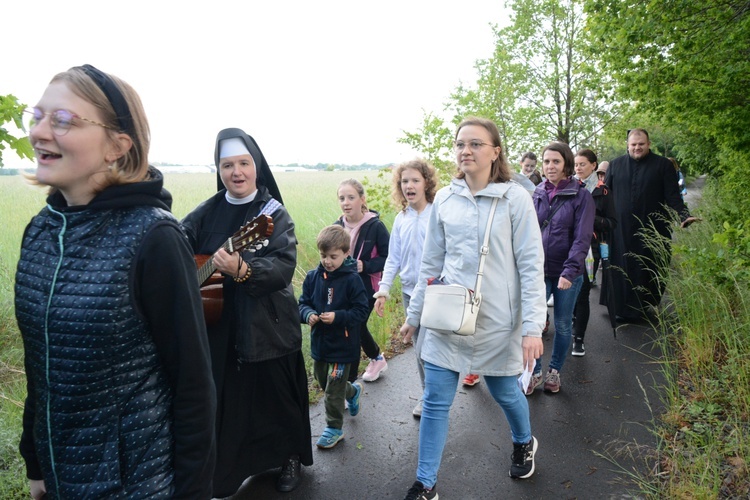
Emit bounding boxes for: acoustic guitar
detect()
[195,214,274,325]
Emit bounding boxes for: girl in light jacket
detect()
[398,117,546,499]
[374,158,438,418]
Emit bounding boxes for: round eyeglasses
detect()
[24,107,115,136]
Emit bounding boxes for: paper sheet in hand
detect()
[517,359,536,392]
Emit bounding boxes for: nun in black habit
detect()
[181,128,312,496]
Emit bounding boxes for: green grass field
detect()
[0,170,405,496]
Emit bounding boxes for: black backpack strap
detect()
[540,198,570,230]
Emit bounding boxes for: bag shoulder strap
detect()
[474,197,499,297]
[540,197,570,230]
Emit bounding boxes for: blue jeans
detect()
[535,275,584,375]
[416,362,531,488]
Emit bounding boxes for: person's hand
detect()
[356,260,364,273]
[522,336,543,370]
[400,321,416,344]
[374,296,386,317]
[557,276,572,290]
[30,479,46,500]
[307,314,320,326]
[319,312,335,324]
[681,216,701,229]
[214,248,244,277]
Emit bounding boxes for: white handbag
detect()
[420,198,498,336]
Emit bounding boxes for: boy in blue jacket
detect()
[299,225,371,449]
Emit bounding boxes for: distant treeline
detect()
[151,161,390,171]
[1,162,392,175]
[287,162,390,171]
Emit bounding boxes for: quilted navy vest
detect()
[15,205,177,499]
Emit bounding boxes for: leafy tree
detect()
[398,111,454,185]
[469,0,622,155]
[584,0,750,178]
[0,95,33,168]
[402,0,622,170]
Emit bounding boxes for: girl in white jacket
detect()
[374,159,438,418]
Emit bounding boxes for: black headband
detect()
[78,64,136,141]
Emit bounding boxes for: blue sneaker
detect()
[316,427,344,449]
[347,382,362,416]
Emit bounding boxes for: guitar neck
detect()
[197,240,231,286]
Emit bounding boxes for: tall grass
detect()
[634,181,750,498]
[0,170,403,496]
[0,177,44,497]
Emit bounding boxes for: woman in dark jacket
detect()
[16,65,216,499]
[571,149,616,356]
[528,142,595,395]
[181,128,312,496]
[334,179,390,383]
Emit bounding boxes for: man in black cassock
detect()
[605,128,697,321]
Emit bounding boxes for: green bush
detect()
[650,177,750,498]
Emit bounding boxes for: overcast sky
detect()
[3,1,510,167]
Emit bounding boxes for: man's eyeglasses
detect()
[24,107,114,136]
[453,140,496,152]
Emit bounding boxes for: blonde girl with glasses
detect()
[15,65,216,499]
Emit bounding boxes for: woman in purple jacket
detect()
[527,142,595,394]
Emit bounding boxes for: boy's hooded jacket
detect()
[299,257,370,363]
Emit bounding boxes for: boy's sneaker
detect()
[572,339,585,357]
[544,368,561,393]
[363,355,388,381]
[509,436,538,479]
[462,373,480,386]
[524,371,543,396]
[403,480,438,500]
[412,399,423,418]
[346,382,362,416]
[316,427,344,449]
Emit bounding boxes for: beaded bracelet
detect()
[234,263,252,283]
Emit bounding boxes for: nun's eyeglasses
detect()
[24,107,115,136]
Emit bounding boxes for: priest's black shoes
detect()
[276,455,301,492]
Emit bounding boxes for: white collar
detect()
[225,190,258,205]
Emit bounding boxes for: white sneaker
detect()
[412,399,423,418]
[362,356,388,382]
[547,295,554,307]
